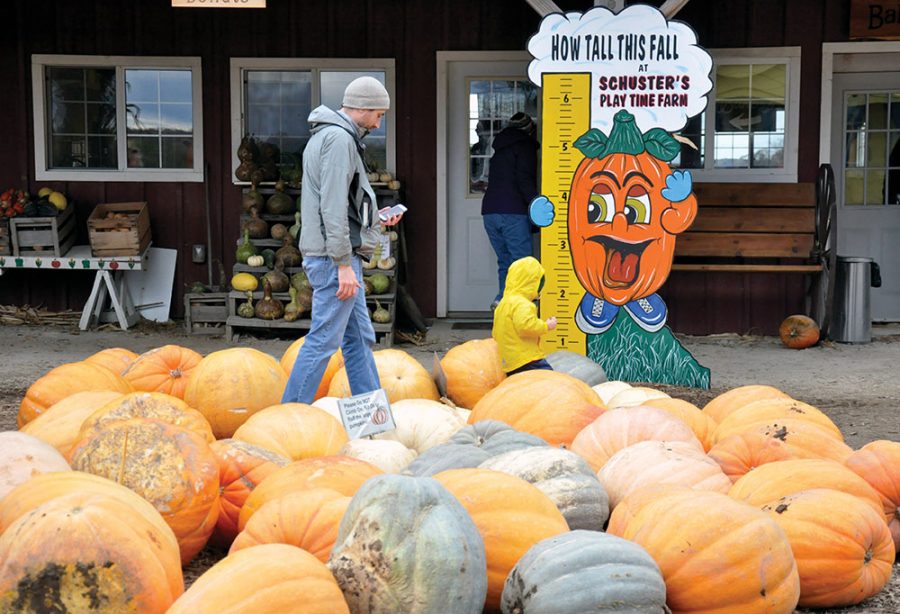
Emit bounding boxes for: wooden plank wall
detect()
[0,0,852,335]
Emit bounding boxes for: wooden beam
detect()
[659,0,691,18]
[525,0,562,17]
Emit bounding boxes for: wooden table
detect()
[0,245,151,331]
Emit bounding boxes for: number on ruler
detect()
[561,191,568,202]
[563,93,569,103]
[560,288,566,299]
[562,141,568,151]
[559,239,567,250]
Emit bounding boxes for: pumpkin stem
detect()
[604,110,645,156]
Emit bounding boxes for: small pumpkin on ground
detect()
[779,314,820,349]
[168,544,348,614]
[501,530,666,614]
[328,474,487,614]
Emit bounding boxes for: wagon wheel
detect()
[813,164,838,339]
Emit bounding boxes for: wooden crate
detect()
[0,219,9,256]
[87,201,151,256]
[9,205,76,256]
[184,292,228,335]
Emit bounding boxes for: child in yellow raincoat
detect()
[492,256,557,374]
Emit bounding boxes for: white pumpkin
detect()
[606,386,669,409]
[598,440,731,509]
[339,439,417,474]
[591,381,632,405]
[311,396,342,422]
[0,431,71,501]
[374,399,465,454]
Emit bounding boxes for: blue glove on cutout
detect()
[661,170,693,203]
[529,196,555,227]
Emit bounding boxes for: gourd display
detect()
[265,179,295,215]
[274,234,301,267]
[242,206,269,239]
[241,181,264,213]
[235,228,258,264]
[237,292,255,318]
[246,254,265,267]
[254,279,284,320]
[328,474,487,614]
[231,272,259,292]
[262,259,290,293]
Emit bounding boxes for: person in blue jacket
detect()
[481,112,539,310]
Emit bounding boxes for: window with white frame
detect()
[230,59,395,183]
[32,55,204,182]
[671,47,801,182]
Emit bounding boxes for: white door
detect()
[831,72,900,321]
[445,60,538,314]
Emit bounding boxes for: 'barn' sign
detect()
[851,0,900,39]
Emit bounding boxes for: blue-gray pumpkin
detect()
[501,530,667,614]
[328,474,487,613]
[479,446,609,531]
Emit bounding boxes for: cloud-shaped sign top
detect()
[528,5,713,134]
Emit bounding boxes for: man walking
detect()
[282,76,402,404]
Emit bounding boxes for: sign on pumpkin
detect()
[527,5,711,388]
[338,388,395,439]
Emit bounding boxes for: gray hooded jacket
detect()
[299,106,379,266]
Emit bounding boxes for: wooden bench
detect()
[672,182,824,274]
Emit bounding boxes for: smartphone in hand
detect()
[379,204,407,222]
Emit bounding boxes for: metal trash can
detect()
[831,256,881,343]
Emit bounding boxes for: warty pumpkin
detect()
[121,344,202,399]
[18,390,123,457]
[433,467,569,612]
[328,474,487,614]
[232,402,348,461]
[78,391,215,445]
[68,417,220,564]
[230,487,350,562]
[439,338,506,408]
[18,361,133,427]
[469,370,605,447]
[208,439,290,548]
[168,544,348,614]
[0,491,184,614]
[620,490,800,614]
[761,488,894,608]
[183,347,288,439]
[501,530,667,614]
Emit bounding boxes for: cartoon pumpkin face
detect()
[568,147,696,306]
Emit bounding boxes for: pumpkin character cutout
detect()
[530,110,709,387]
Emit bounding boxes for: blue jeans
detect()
[507,358,553,375]
[282,256,380,404]
[483,213,533,303]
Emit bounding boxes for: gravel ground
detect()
[0,319,897,610]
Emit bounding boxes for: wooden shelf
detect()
[232,263,304,274]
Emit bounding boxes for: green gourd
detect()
[289,212,301,241]
[290,271,311,293]
[235,229,258,264]
[283,286,302,322]
[237,292,255,318]
[265,179,294,215]
[261,249,277,270]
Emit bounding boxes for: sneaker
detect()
[574,293,619,334]
[623,293,668,332]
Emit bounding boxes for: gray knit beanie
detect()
[508,112,535,134]
[342,76,391,110]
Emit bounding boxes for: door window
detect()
[467,79,538,194]
[843,91,900,206]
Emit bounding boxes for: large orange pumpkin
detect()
[69,417,220,564]
[620,490,800,613]
[605,484,694,537]
[712,397,843,443]
[469,370,605,447]
[83,347,139,374]
[279,338,343,401]
[433,468,569,611]
[19,390,123,457]
[779,314,820,349]
[844,440,900,552]
[728,458,885,521]
[122,344,203,399]
[570,405,702,471]
[702,384,791,424]
[18,361,133,427]
[567,110,697,306]
[761,488,894,608]
[238,456,381,531]
[78,391,215,445]
[208,439,289,548]
[327,348,439,402]
[439,338,506,409]
[716,418,852,464]
[0,432,71,502]
[0,491,184,613]
[232,403,348,461]
[167,544,348,614]
[183,348,288,439]
[230,488,350,563]
[708,431,795,483]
